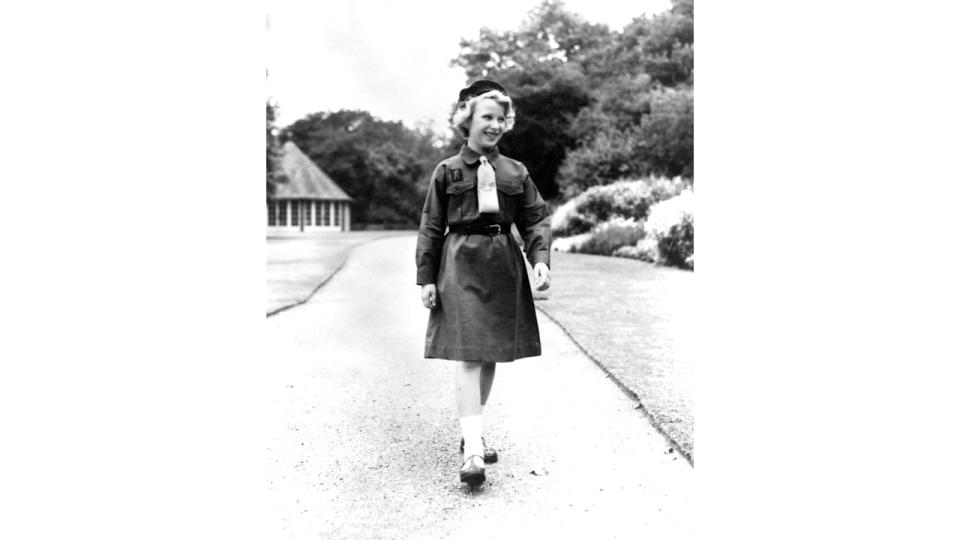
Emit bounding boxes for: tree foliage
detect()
[449,2,603,199]
[281,110,443,227]
[266,100,287,197]
[276,0,693,225]
[560,85,692,195]
[453,0,693,200]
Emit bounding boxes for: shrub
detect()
[640,189,694,269]
[612,245,653,261]
[648,176,691,203]
[551,177,688,237]
[569,217,646,256]
[635,237,660,262]
[551,233,591,253]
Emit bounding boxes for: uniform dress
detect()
[416,144,551,362]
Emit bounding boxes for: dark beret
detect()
[457,79,506,103]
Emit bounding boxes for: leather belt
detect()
[449,223,509,236]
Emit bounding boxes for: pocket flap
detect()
[497,180,524,195]
[446,181,473,195]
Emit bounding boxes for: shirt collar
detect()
[459,144,500,167]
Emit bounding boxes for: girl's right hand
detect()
[421,284,438,309]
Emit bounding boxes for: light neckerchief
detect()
[477,155,499,213]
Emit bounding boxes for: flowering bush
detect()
[551,233,592,253]
[640,189,694,269]
[637,237,661,262]
[568,217,646,256]
[613,240,656,262]
[550,179,694,269]
[551,177,688,237]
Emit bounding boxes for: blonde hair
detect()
[451,90,516,139]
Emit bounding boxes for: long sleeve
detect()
[415,163,447,285]
[515,168,551,268]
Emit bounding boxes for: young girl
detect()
[415,79,551,488]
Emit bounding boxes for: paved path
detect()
[264,236,692,539]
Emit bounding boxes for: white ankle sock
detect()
[459,414,483,458]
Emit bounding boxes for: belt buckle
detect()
[489,224,501,235]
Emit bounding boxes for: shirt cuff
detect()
[416,267,436,285]
[529,250,550,268]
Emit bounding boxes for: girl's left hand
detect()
[421,283,438,309]
[533,263,551,291]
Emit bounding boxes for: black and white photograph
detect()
[8,1,960,538]
[265,0,694,537]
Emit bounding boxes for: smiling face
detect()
[466,98,507,153]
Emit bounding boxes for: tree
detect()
[266,100,287,197]
[616,5,694,87]
[557,72,692,197]
[451,0,694,200]
[282,110,443,228]
[553,0,694,194]
[451,1,601,199]
[452,0,612,81]
[636,87,693,179]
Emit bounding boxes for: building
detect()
[267,141,353,232]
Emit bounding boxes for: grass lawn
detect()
[266,230,411,315]
[535,251,695,462]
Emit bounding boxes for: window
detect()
[291,200,299,226]
[334,202,340,226]
[323,201,331,226]
[268,201,276,226]
[315,201,322,225]
[278,200,287,225]
[304,200,312,225]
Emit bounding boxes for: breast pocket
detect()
[496,179,524,220]
[445,180,476,222]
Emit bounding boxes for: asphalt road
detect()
[264,235,693,539]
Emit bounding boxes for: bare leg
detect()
[479,361,496,407]
[454,361,485,461]
[454,361,483,417]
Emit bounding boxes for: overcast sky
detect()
[266,0,672,131]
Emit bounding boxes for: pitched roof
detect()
[272,141,353,201]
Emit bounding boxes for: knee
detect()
[457,360,483,373]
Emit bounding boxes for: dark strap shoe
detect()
[460,437,499,463]
[459,455,486,488]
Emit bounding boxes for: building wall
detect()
[267,199,351,231]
